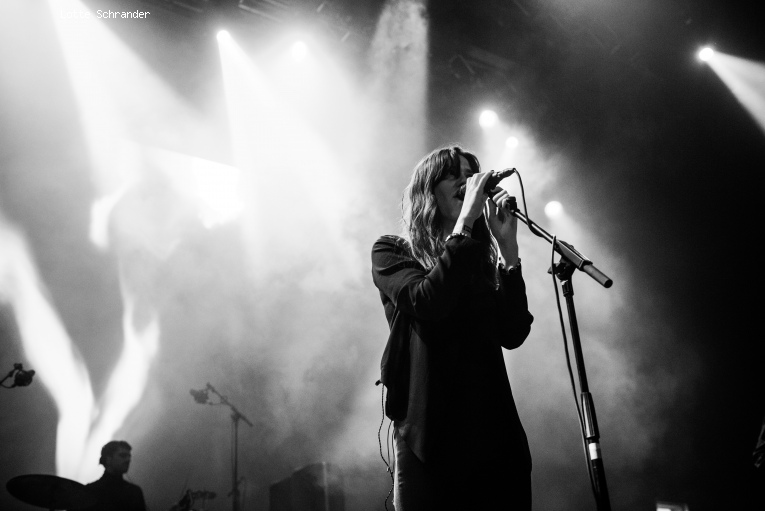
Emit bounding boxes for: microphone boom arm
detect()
[507,203,613,288]
[205,383,254,427]
[199,383,253,511]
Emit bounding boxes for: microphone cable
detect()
[505,168,546,241]
[376,381,394,510]
[550,235,597,497]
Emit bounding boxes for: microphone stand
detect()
[508,201,613,511]
[203,383,253,511]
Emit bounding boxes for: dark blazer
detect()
[372,234,533,468]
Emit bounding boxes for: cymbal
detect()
[6,474,96,510]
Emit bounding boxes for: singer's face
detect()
[434,155,475,226]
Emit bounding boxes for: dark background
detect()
[1,0,763,510]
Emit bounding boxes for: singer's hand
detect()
[456,172,493,228]
[487,188,519,266]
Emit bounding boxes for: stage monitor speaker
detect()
[269,462,344,511]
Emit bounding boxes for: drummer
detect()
[84,440,147,511]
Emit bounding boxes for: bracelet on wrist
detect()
[445,232,470,243]
[501,258,521,273]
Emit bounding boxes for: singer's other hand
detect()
[487,188,519,266]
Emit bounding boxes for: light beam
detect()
[45,0,206,480]
[704,51,765,136]
[0,215,95,480]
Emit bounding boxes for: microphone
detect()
[13,368,34,387]
[190,388,209,404]
[456,168,516,199]
[484,168,516,194]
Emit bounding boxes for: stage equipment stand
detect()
[199,382,254,511]
[508,198,613,511]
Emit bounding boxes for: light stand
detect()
[191,383,253,511]
[509,200,613,511]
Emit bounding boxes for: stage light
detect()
[479,110,498,128]
[505,136,519,149]
[656,501,689,511]
[291,40,308,61]
[698,46,715,62]
[544,200,563,218]
[217,30,231,42]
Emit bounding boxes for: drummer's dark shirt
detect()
[85,472,146,511]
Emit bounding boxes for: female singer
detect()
[371,145,534,509]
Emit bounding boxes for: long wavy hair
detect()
[401,145,499,284]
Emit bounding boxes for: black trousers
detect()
[394,430,532,511]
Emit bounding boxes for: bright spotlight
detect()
[291,40,308,61]
[479,110,498,129]
[698,46,715,62]
[217,30,231,42]
[544,201,563,218]
[505,136,519,149]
